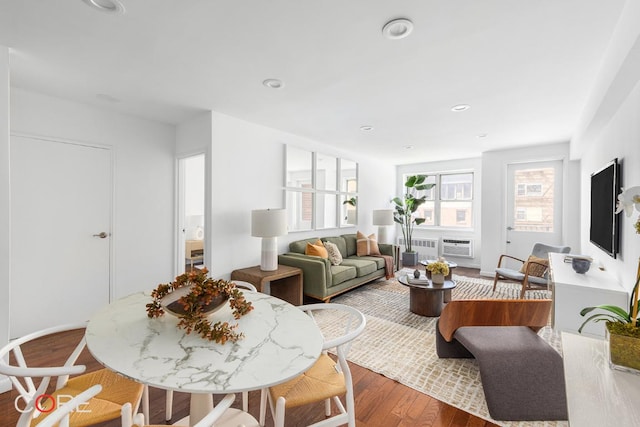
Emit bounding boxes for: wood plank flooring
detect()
[1,267,498,427]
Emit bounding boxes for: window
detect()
[407,172,474,228]
[286,146,358,231]
[513,167,554,232]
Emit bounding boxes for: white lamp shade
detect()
[372,209,394,226]
[251,209,287,237]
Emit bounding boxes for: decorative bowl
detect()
[572,258,591,274]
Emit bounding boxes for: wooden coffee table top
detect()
[398,275,456,291]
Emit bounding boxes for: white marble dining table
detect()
[85,290,324,426]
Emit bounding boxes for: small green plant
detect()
[392,175,435,253]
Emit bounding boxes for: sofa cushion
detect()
[305,240,328,258]
[356,231,381,256]
[355,255,385,269]
[321,236,348,258]
[330,265,357,287]
[341,234,358,257]
[289,238,319,254]
[341,257,378,277]
[323,241,343,266]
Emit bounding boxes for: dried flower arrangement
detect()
[146,268,253,344]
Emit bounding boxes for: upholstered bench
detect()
[435,299,568,421]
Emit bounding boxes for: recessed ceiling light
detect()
[403,145,414,150]
[477,133,488,138]
[263,79,284,89]
[82,0,126,14]
[382,18,414,40]
[451,104,470,112]
[360,125,374,132]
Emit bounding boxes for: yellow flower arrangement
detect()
[426,261,450,276]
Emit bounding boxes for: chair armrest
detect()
[496,254,525,268]
[278,253,331,295]
[438,299,552,342]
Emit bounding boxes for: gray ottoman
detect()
[453,326,568,421]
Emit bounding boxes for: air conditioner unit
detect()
[397,237,439,259]
[441,238,474,258]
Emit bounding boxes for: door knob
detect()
[507,226,514,231]
[93,232,109,238]
[506,240,511,244]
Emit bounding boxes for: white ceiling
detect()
[0,0,626,164]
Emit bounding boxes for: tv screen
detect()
[589,158,620,258]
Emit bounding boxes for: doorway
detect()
[177,153,205,274]
[504,160,563,268]
[10,135,111,338]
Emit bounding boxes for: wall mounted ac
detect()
[441,238,474,258]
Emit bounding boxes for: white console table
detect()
[562,332,640,426]
[549,253,628,337]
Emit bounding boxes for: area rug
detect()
[312,272,567,427]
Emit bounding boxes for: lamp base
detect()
[377,226,389,245]
[260,237,278,271]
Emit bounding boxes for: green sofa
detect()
[278,234,396,302]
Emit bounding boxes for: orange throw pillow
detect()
[305,239,328,259]
[356,231,381,256]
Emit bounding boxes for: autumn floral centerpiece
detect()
[146,268,253,344]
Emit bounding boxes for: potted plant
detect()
[579,186,640,372]
[392,174,435,266]
[426,261,450,284]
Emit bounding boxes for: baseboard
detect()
[0,376,11,393]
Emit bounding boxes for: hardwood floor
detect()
[1,267,497,427]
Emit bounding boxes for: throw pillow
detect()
[356,231,381,256]
[519,255,549,277]
[323,241,343,266]
[305,239,328,259]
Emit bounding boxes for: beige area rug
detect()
[313,272,567,427]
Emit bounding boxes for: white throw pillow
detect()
[323,241,343,266]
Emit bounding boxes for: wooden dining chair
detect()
[259,303,366,427]
[163,280,258,422]
[0,322,144,427]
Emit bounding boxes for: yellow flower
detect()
[426,261,449,275]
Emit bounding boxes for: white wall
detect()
[572,0,640,293]
[397,157,482,269]
[9,89,176,299]
[206,111,395,279]
[0,46,11,391]
[480,142,579,276]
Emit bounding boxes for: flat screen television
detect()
[589,158,620,258]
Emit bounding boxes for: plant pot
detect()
[606,324,640,374]
[402,251,419,267]
[431,273,445,285]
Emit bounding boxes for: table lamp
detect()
[251,208,288,271]
[372,209,394,244]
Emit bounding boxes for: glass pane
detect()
[513,167,554,232]
[316,193,338,229]
[414,201,436,226]
[286,190,313,231]
[440,201,473,227]
[286,146,312,189]
[341,194,357,226]
[440,173,473,200]
[341,159,358,192]
[316,153,337,191]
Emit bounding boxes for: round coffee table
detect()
[398,274,456,317]
[420,260,458,302]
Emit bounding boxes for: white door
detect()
[10,135,111,338]
[504,160,563,268]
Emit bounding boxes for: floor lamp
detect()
[251,209,287,271]
[372,209,394,244]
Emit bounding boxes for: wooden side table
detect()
[231,265,303,306]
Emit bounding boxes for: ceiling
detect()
[0,0,626,164]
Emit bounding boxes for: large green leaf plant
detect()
[392,175,435,253]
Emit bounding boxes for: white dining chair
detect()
[163,280,257,422]
[259,303,366,427]
[1,323,144,427]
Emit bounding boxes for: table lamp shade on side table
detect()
[372,209,394,244]
[251,208,287,271]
